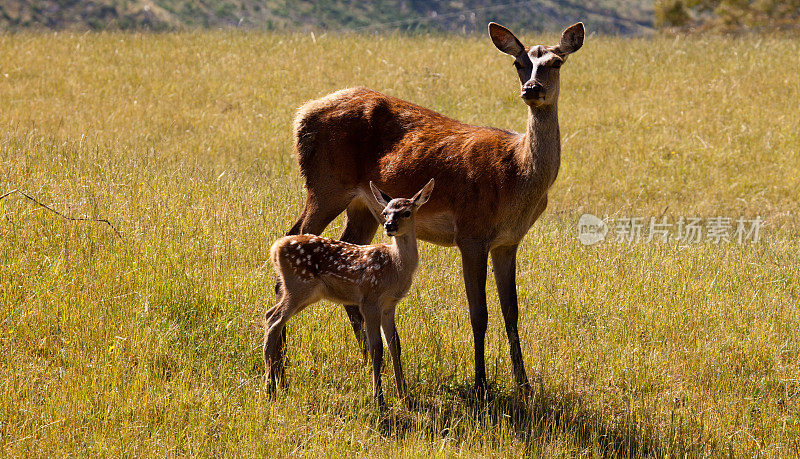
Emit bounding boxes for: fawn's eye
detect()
[551,60,563,68]
[513,61,523,70]
[403,211,411,218]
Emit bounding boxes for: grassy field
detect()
[1,30,799,456]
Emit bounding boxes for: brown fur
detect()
[294,87,539,246]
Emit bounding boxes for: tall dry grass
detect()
[1,30,798,456]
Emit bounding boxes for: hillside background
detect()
[1,0,654,34]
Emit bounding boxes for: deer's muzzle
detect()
[521,83,544,100]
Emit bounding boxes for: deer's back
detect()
[272,234,399,305]
[294,87,539,244]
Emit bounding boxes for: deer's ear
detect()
[412,179,435,207]
[370,181,392,208]
[489,23,525,57]
[556,22,584,55]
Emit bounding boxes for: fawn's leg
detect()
[361,304,385,409]
[263,301,287,393]
[381,306,406,398]
[263,296,305,393]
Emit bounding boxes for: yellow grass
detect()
[1,30,799,456]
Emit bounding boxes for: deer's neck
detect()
[520,103,561,187]
[388,230,419,289]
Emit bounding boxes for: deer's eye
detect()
[403,211,411,218]
[513,61,523,70]
[551,60,563,68]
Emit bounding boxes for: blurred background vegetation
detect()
[2,0,644,34]
[655,0,800,31]
[3,0,797,34]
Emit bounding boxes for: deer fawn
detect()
[280,22,584,394]
[265,179,434,407]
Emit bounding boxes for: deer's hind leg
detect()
[339,201,380,364]
[278,188,351,317]
[264,291,312,394]
[295,184,355,235]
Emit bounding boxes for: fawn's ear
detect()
[412,179,435,207]
[555,22,584,55]
[489,23,525,57]
[370,181,392,208]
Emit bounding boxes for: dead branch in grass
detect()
[0,188,121,238]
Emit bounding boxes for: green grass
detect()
[1,30,799,456]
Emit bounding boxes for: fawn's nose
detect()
[521,83,544,100]
[384,222,398,233]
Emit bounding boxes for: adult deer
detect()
[281,22,584,393]
[266,180,435,408]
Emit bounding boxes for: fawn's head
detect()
[489,22,584,107]
[370,179,435,237]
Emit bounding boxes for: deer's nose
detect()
[384,222,398,233]
[522,83,544,99]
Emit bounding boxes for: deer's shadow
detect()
[379,379,667,457]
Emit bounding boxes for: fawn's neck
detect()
[520,103,561,187]
[388,227,419,288]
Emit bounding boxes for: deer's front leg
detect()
[458,239,490,395]
[381,306,407,399]
[491,244,530,392]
